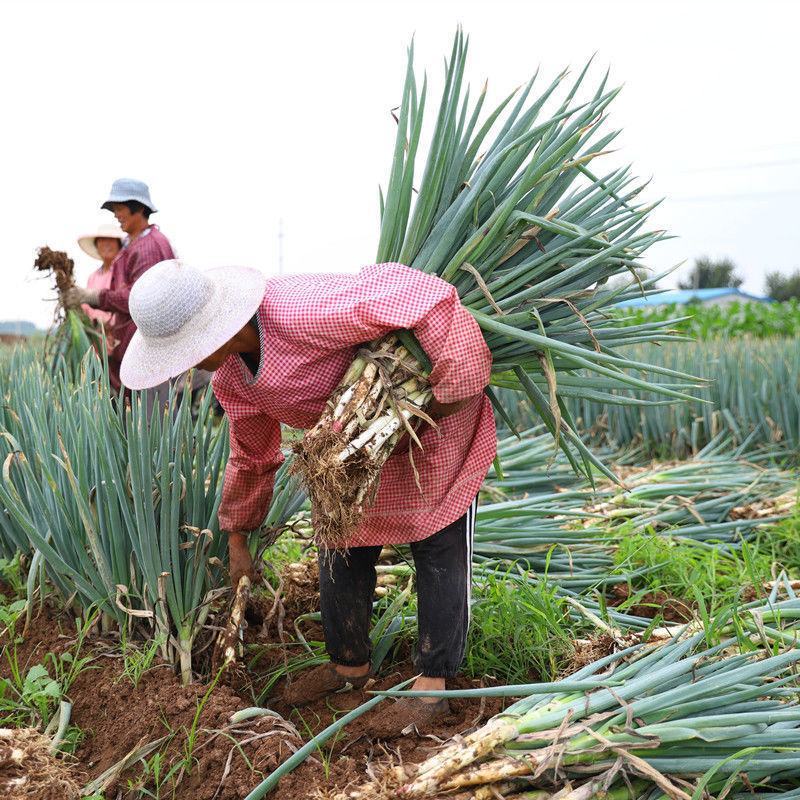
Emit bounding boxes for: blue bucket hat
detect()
[101,178,158,213]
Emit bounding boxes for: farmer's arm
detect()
[217,403,284,586]
[98,235,175,315]
[285,262,492,404]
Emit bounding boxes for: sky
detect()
[2,0,799,329]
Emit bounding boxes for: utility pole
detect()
[278,218,285,276]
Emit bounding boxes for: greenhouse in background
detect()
[616,286,774,308]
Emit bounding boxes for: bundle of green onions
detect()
[294,31,702,546]
[475,427,796,585]
[340,590,800,799]
[583,456,796,543]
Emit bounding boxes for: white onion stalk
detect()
[292,333,434,548]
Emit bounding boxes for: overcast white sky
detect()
[2,0,799,328]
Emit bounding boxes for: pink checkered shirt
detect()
[212,263,496,547]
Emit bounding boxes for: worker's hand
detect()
[227,531,256,588]
[63,286,101,309]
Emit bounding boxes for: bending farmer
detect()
[119,259,496,735]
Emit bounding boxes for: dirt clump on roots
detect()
[0,728,80,800]
[33,247,76,297]
[291,427,380,549]
[562,633,624,675]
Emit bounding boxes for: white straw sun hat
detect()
[121,259,268,390]
[77,222,126,260]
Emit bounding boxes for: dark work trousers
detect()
[318,497,477,678]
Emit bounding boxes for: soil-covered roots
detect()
[292,334,432,548]
[292,426,381,549]
[213,575,252,674]
[0,728,79,800]
[33,246,76,301]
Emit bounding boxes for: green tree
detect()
[678,256,743,290]
[765,269,800,301]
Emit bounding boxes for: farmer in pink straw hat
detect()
[120,259,495,736]
[76,221,125,329]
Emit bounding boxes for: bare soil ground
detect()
[0,567,695,798]
[0,596,504,800]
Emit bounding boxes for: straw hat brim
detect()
[78,231,125,260]
[120,265,268,390]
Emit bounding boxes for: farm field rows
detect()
[495,335,800,460]
[3,29,800,800]
[0,343,797,799]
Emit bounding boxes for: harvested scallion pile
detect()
[336,588,800,800]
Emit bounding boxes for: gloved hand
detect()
[63,286,101,308]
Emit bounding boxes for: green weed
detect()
[464,569,579,683]
[130,747,183,800]
[0,555,25,598]
[0,610,95,730]
[613,531,773,612]
[757,501,800,577]
[0,661,62,727]
[118,626,165,688]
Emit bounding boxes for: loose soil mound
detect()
[71,660,299,799]
[2,600,505,800]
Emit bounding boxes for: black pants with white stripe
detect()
[318,498,477,678]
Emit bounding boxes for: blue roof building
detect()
[615,287,773,309]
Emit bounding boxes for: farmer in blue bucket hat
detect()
[65,179,175,393]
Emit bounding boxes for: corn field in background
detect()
[498,337,799,459]
[612,299,800,339]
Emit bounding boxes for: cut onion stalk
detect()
[292,333,434,549]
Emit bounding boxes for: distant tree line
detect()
[766,270,800,302]
[678,257,800,301]
[679,257,742,291]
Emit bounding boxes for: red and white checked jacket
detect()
[212,262,496,548]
